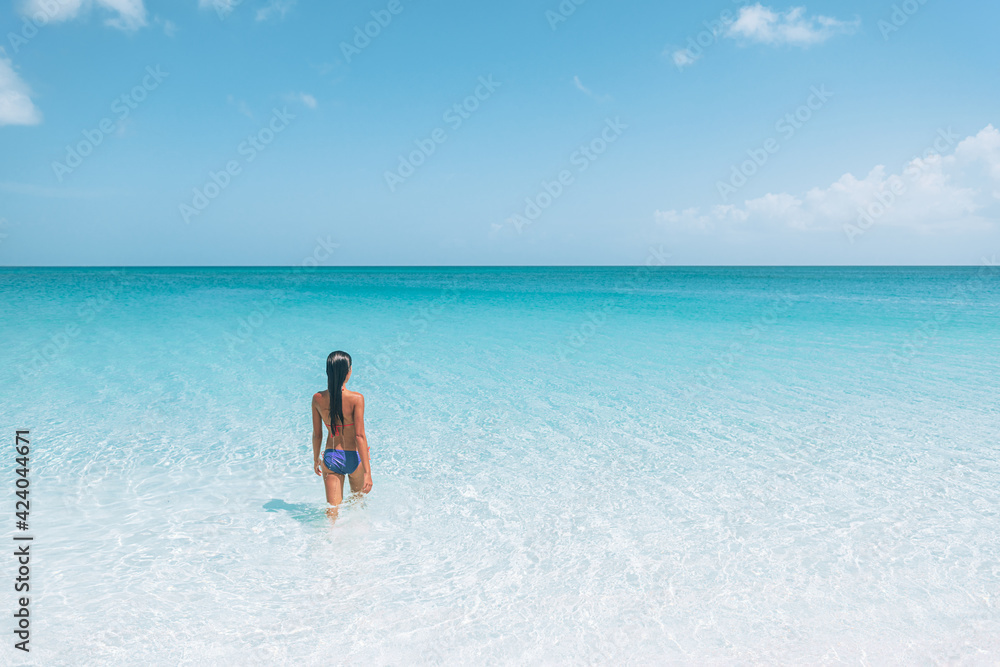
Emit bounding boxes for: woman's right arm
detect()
[311,395,324,476]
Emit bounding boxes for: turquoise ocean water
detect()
[2,266,999,664]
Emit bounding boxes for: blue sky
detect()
[1,0,999,265]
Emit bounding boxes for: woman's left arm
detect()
[354,394,373,493]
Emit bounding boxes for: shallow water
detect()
[2,267,999,665]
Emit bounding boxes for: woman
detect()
[312,351,373,519]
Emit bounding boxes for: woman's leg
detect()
[322,471,345,522]
[347,463,366,497]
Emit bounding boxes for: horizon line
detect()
[0,264,991,269]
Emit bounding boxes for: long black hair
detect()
[326,350,352,428]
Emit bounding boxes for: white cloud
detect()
[157,17,177,37]
[656,126,1000,237]
[98,0,146,30]
[953,122,1000,186]
[256,0,295,21]
[19,0,147,31]
[0,58,42,126]
[669,48,700,69]
[279,92,318,109]
[19,0,85,22]
[666,4,857,73]
[572,76,611,102]
[726,4,859,47]
[227,94,253,118]
[311,62,339,76]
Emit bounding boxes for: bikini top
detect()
[323,392,353,436]
[321,395,352,436]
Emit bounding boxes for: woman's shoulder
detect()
[343,389,365,404]
[312,390,327,405]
